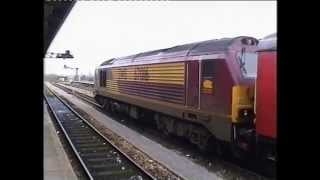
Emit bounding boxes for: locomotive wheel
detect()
[217,141,232,157]
[110,104,117,116]
[156,118,171,138]
[197,142,209,153]
[197,136,211,153]
[231,144,249,160]
[214,140,224,156]
[160,122,171,138]
[101,99,107,109]
[102,99,110,112]
[162,126,171,138]
[197,136,223,155]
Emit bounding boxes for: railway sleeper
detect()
[86,159,120,167]
[79,152,110,158]
[68,132,92,136]
[68,133,94,137]
[85,157,117,163]
[79,146,110,153]
[70,136,99,141]
[76,145,109,151]
[92,169,136,180]
[76,142,107,148]
[68,128,90,132]
[79,150,115,157]
[63,124,87,129]
[74,138,102,143]
[89,163,122,170]
[88,162,125,172]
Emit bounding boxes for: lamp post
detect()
[64,65,79,81]
[43,50,75,83]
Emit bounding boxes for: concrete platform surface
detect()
[46,82,221,180]
[57,83,94,97]
[44,101,78,180]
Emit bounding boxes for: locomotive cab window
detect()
[202,60,215,78]
[201,60,215,94]
[238,52,258,78]
[99,69,106,87]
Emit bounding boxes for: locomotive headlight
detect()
[243,110,248,116]
[239,109,250,117]
[238,108,255,123]
[231,86,255,123]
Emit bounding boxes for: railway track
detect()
[44,87,155,180]
[53,82,275,179]
[54,83,99,107]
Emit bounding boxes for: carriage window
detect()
[202,60,215,78]
[99,69,106,87]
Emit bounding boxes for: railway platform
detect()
[44,101,78,180]
[57,83,94,98]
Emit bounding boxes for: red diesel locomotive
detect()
[93,35,276,160]
[255,33,277,161]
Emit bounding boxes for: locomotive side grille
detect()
[110,62,185,85]
[105,62,185,105]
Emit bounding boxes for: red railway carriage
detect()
[94,36,259,152]
[255,33,277,160]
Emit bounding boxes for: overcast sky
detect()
[44,1,276,76]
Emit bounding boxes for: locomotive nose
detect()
[231,85,255,123]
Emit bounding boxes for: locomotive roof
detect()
[258,33,277,51]
[99,36,258,67]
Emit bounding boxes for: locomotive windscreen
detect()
[238,52,258,78]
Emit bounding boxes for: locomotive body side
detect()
[95,57,234,142]
[94,36,258,151]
